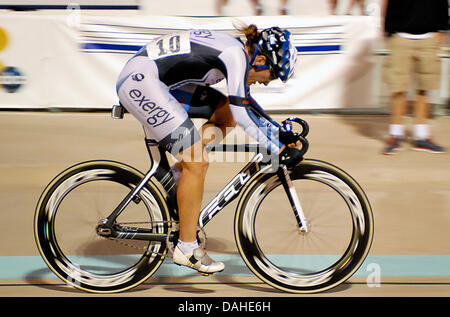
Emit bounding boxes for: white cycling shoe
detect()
[173,245,225,276]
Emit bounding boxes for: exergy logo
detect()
[128,88,175,127]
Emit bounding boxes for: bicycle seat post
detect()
[143,126,162,171]
[102,126,162,226]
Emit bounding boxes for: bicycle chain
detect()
[102,220,174,255]
[101,220,207,257]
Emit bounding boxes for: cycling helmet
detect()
[249,27,298,82]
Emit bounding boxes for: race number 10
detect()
[147,31,191,60]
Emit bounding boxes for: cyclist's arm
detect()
[247,94,281,129]
[219,47,283,154]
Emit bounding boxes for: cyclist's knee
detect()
[220,97,237,127]
[180,158,209,176]
[178,141,209,174]
[210,97,236,128]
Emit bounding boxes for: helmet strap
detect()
[253,65,270,70]
[249,40,263,66]
[249,40,271,72]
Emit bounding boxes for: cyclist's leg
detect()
[116,56,192,142]
[174,142,224,274]
[117,60,223,273]
[171,86,236,169]
[117,56,203,243]
[174,87,235,239]
[176,138,208,243]
[201,92,236,145]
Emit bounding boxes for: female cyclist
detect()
[116,23,299,275]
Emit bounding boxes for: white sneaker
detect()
[173,245,225,275]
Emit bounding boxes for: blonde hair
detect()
[233,20,260,56]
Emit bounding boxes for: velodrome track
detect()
[0,111,449,299]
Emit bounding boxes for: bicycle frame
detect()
[198,150,265,228]
[98,111,309,241]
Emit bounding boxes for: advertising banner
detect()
[0,11,379,110]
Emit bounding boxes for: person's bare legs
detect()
[175,97,235,239]
[414,90,428,125]
[382,91,406,154]
[249,0,263,15]
[346,0,365,15]
[329,0,337,14]
[280,0,288,15]
[173,140,226,273]
[174,96,235,171]
[215,0,228,15]
[173,97,235,273]
[176,140,208,243]
[390,91,407,126]
[410,89,446,152]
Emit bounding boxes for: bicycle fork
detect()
[278,165,309,233]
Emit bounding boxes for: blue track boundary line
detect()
[1,281,450,288]
[1,255,450,279]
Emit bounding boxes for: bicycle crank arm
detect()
[97,221,167,242]
[278,165,309,233]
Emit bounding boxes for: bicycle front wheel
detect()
[34,160,171,293]
[235,159,373,293]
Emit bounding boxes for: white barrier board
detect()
[0,12,379,110]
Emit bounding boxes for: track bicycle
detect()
[34,104,373,294]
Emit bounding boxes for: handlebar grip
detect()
[297,135,309,157]
[281,116,309,157]
[282,117,309,138]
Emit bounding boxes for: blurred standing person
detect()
[381,0,448,155]
[346,0,365,15]
[249,0,263,15]
[329,0,338,14]
[248,0,290,15]
[215,0,263,15]
[280,0,288,15]
[215,0,228,15]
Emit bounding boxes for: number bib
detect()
[146,31,191,60]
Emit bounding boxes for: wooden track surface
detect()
[0,111,449,299]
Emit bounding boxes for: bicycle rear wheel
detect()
[34,160,171,293]
[235,159,373,293]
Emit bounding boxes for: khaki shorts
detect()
[383,34,441,93]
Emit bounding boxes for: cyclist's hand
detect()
[278,145,303,168]
[287,140,302,148]
[279,129,301,148]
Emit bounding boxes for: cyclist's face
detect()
[247,55,272,86]
[247,68,271,86]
